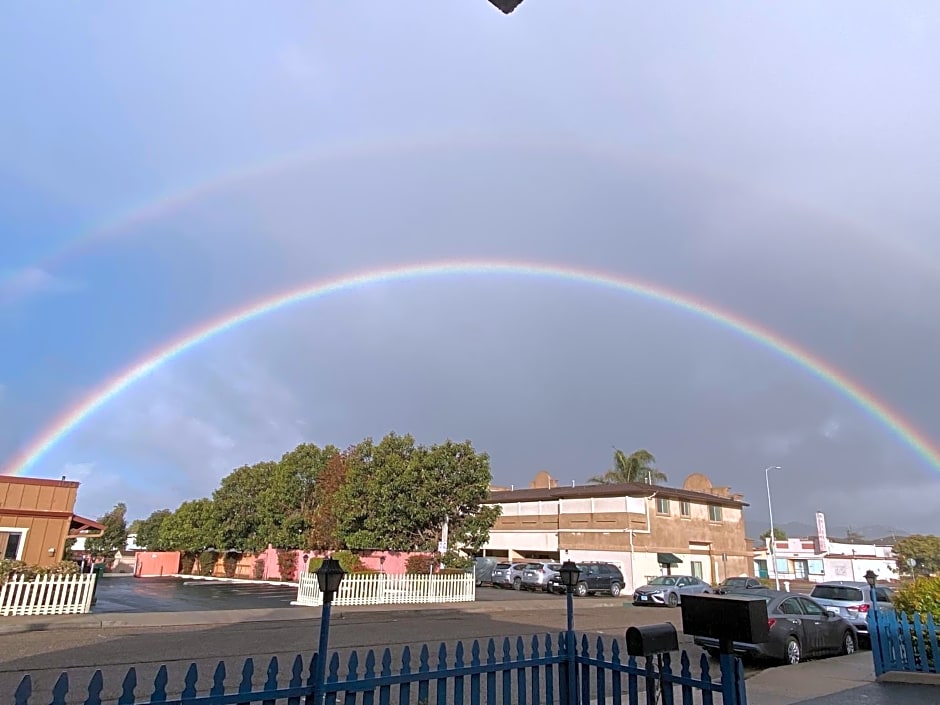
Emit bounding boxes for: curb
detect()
[173,574,299,588]
[877,671,940,686]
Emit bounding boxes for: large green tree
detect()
[589,448,667,485]
[338,433,499,552]
[306,449,350,550]
[157,498,221,554]
[894,534,940,576]
[84,503,129,558]
[133,509,172,551]
[212,443,339,552]
[760,528,788,541]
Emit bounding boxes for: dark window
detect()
[656,498,670,514]
[1,531,21,560]
[798,597,827,617]
[778,599,804,615]
[680,501,691,516]
[875,587,893,603]
[708,505,723,522]
[810,585,865,602]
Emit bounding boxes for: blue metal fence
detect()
[12,632,746,705]
[869,609,939,676]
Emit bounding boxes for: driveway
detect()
[93,577,562,613]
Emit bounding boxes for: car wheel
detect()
[610,583,622,597]
[667,592,679,608]
[842,631,857,655]
[576,582,588,597]
[513,577,522,591]
[785,637,801,665]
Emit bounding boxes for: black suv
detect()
[547,562,625,597]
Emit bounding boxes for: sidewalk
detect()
[744,651,937,704]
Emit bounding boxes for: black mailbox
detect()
[625,623,679,657]
[680,593,770,645]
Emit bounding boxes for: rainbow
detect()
[4,133,936,300]
[3,259,939,478]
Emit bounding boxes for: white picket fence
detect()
[293,572,476,607]
[0,573,97,616]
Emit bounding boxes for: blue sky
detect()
[2,1,939,534]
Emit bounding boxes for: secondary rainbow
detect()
[5,133,936,301]
[3,259,939,478]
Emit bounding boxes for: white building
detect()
[753,512,898,584]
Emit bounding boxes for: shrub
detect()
[438,568,466,576]
[198,550,218,577]
[333,550,369,574]
[892,576,940,620]
[0,559,79,583]
[440,551,474,571]
[406,554,436,575]
[222,552,240,579]
[276,550,297,581]
[253,559,265,580]
[180,554,196,575]
[306,556,324,573]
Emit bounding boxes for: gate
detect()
[12,631,746,705]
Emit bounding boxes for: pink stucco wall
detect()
[255,546,430,580]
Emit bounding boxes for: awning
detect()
[657,552,683,565]
[69,514,105,537]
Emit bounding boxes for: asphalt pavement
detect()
[90,576,561,613]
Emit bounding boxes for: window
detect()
[708,505,722,522]
[779,598,804,615]
[797,598,827,617]
[0,530,25,561]
[656,497,671,515]
[680,501,691,517]
[810,585,864,602]
[690,562,703,579]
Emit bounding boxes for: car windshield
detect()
[811,585,865,602]
[648,577,677,586]
[722,578,747,586]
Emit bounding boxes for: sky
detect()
[1,2,939,536]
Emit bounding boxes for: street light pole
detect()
[765,466,781,590]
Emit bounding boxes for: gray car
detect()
[490,561,528,590]
[808,581,894,643]
[694,590,858,665]
[521,561,562,592]
[633,574,712,607]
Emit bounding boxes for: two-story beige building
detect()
[483,472,752,592]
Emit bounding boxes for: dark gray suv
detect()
[547,562,625,597]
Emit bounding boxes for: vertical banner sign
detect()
[816,511,829,553]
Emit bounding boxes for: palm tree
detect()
[588,448,668,485]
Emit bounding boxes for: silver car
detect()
[633,575,712,607]
[808,581,894,642]
[521,562,562,592]
[490,561,528,590]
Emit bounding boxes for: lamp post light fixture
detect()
[558,560,581,705]
[764,466,782,590]
[313,557,346,705]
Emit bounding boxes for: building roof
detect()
[487,481,748,508]
[0,476,80,489]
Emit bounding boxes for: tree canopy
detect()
[145,434,499,557]
[894,534,940,576]
[84,503,129,558]
[133,509,172,551]
[760,528,788,541]
[589,448,667,485]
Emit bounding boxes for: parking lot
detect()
[92,576,567,613]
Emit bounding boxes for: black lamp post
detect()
[313,557,345,705]
[865,569,878,609]
[558,560,581,705]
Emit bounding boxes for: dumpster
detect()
[90,563,105,606]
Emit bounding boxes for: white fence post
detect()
[0,573,98,617]
[291,572,476,607]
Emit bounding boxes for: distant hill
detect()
[745,520,910,543]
